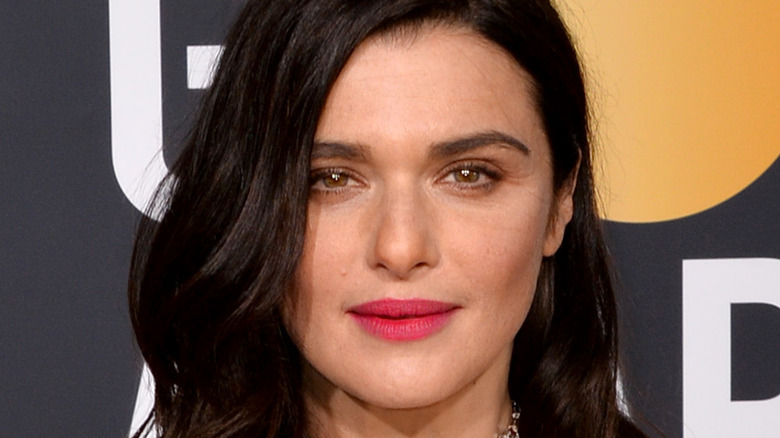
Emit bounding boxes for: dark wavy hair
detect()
[129,0,647,436]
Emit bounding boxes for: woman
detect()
[129,0,647,437]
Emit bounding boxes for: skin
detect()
[285,26,575,437]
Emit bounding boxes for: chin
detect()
[304,350,466,410]
[349,353,486,410]
[348,381,454,411]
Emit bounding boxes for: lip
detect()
[347,298,459,341]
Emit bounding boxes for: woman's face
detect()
[285,26,574,411]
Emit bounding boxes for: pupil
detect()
[459,169,477,182]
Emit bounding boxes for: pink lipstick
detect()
[347,299,458,341]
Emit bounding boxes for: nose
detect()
[369,186,439,280]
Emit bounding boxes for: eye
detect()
[453,168,481,183]
[443,163,500,185]
[320,171,349,188]
[441,162,500,190]
[309,168,359,192]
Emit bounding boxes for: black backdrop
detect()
[2,1,778,436]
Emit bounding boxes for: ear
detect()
[543,161,579,257]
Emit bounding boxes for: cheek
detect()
[467,230,544,298]
[285,208,359,338]
[442,202,550,307]
[446,193,551,261]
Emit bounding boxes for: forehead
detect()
[315,25,547,155]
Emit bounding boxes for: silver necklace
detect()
[498,400,521,438]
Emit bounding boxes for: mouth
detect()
[347,298,459,341]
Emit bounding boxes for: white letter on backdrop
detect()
[109,0,167,219]
[683,258,780,437]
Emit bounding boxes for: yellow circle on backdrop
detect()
[559,1,780,223]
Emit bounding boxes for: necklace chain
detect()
[497,400,521,438]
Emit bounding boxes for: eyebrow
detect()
[310,141,370,161]
[429,131,530,159]
[311,130,530,161]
